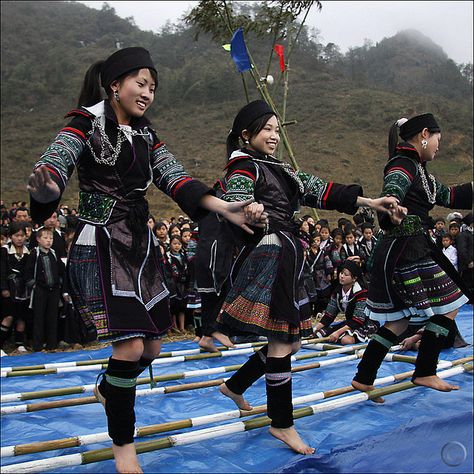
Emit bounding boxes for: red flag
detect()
[274,44,285,72]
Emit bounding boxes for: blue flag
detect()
[230,27,251,73]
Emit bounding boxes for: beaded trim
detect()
[417,163,437,204]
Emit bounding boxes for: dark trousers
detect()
[32,286,60,351]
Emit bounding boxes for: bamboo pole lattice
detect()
[2,356,470,459]
[2,362,471,473]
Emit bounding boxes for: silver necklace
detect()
[86,117,149,166]
[417,163,437,204]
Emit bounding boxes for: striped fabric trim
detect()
[297,171,328,208]
[265,371,292,386]
[371,333,393,350]
[150,143,194,198]
[222,172,255,202]
[35,129,84,189]
[382,166,414,203]
[105,374,137,388]
[425,321,449,337]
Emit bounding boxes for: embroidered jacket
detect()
[319,282,368,329]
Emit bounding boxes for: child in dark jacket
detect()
[313,260,379,344]
[0,222,31,353]
[25,227,69,351]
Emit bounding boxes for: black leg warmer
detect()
[265,354,293,429]
[98,358,142,446]
[353,326,398,385]
[225,345,268,395]
[138,356,154,374]
[413,314,454,379]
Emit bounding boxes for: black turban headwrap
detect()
[341,259,363,280]
[231,100,275,137]
[100,47,157,90]
[399,113,440,141]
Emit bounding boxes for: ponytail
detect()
[77,60,105,107]
[226,131,241,159]
[388,118,408,160]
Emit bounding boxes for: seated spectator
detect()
[313,260,379,344]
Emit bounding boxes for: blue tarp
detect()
[1,305,473,473]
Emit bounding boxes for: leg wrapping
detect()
[413,314,454,379]
[265,354,293,429]
[353,326,398,385]
[225,345,268,395]
[98,358,141,446]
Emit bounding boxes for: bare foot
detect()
[219,383,252,410]
[351,379,385,404]
[212,331,235,349]
[112,443,143,473]
[199,336,219,353]
[412,375,460,392]
[192,336,200,343]
[269,426,315,455]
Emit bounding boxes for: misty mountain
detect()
[1,1,472,219]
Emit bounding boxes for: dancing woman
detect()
[27,47,265,473]
[352,113,472,397]
[216,100,402,454]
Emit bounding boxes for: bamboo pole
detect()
[0,337,329,376]
[0,347,421,416]
[1,341,406,404]
[2,362,471,473]
[2,356,470,459]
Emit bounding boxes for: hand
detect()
[27,165,61,203]
[243,202,268,226]
[63,293,72,304]
[347,256,361,263]
[400,334,421,351]
[328,332,340,342]
[364,196,407,224]
[221,198,267,235]
[1,290,10,298]
[468,261,474,269]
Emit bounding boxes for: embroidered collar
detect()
[394,142,421,162]
[83,100,152,130]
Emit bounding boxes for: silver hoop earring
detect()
[421,139,428,150]
[244,139,249,145]
[113,90,120,102]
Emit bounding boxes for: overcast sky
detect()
[79,1,473,64]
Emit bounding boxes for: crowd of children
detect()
[1,199,472,357]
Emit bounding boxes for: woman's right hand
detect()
[27,165,61,203]
[1,290,10,298]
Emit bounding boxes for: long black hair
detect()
[226,112,276,158]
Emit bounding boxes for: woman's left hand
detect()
[368,196,407,224]
[221,199,268,234]
[328,332,340,342]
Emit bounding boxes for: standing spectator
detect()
[153,221,169,250]
[167,236,189,333]
[12,207,30,224]
[441,234,458,270]
[0,223,31,354]
[340,228,361,263]
[358,222,377,276]
[456,212,473,293]
[25,227,69,352]
[307,234,333,315]
[30,211,67,259]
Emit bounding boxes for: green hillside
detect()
[1,1,472,222]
